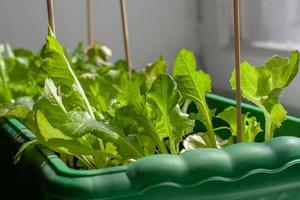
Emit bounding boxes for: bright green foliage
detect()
[147,74,194,153]
[230,51,299,140]
[173,49,217,147]
[40,30,74,85]
[3,26,299,169]
[36,110,102,156]
[28,28,196,168]
[71,41,113,74]
[40,27,95,119]
[31,29,198,167]
[145,55,167,81]
[5,105,31,120]
[216,106,262,142]
[33,29,147,168]
[0,43,41,120]
[81,65,129,119]
[113,105,164,155]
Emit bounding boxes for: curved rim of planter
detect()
[35,136,300,179]
[26,136,300,199]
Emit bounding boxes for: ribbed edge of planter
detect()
[18,136,300,200]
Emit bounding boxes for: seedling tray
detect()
[1,93,300,200]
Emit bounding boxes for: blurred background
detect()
[1,0,300,116]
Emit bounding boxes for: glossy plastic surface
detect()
[2,94,300,200]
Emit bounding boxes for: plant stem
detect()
[182,100,191,113]
[198,100,217,148]
[198,124,217,148]
[78,155,96,169]
[169,141,177,154]
[205,118,217,148]
[156,138,168,154]
[264,113,272,140]
[0,50,8,88]
[213,126,232,131]
[258,105,273,141]
[202,133,213,147]
[0,63,7,88]
[92,130,142,159]
[63,55,95,119]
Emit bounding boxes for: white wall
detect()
[1,0,300,116]
[0,0,199,70]
[198,0,300,117]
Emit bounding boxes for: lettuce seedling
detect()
[216,106,262,142]
[173,49,217,147]
[35,28,144,168]
[231,51,299,140]
[8,25,299,169]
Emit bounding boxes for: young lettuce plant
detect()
[30,28,195,168]
[112,64,194,155]
[35,28,145,168]
[12,27,299,169]
[230,51,299,140]
[146,74,194,154]
[216,106,262,142]
[0,43,42,127]
[183,105,262,150]
[173,49,217,148]
[70,41,113,74]
[40,27,95,119]
[0,44,12,113]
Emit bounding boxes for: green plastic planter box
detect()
[2,93,300,200]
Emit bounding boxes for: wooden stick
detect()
[87,0,94,46]
[47,0,56,34]
[119,0,131,72]
[233,0,242,142]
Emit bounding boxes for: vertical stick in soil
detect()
[87,0,94,46]
[47,0,56,34]
[233,0,242,142]
[119,0,132,72]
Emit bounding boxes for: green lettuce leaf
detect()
[173,49,217,147]
[61,111,142,159]
[36,80,142,160]
[40,27,95,119]
[113,76,168,155]
[216,106,262,142]
[114,105,167,155]
[230,51,299,140]
[145,55,167,81]
[0,45,12,104]
[147,74,194,153]
[36,110,103,156]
